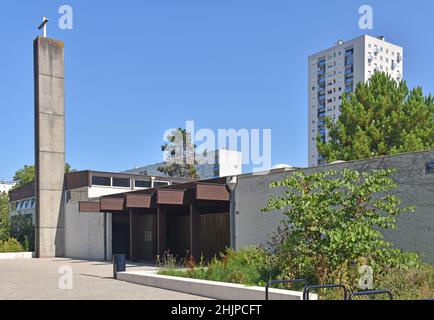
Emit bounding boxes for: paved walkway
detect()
[0,258,208,300]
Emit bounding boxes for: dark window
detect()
[92,176,111,186]
[154,181,170,188]
[113,178,131,188]
[135,180,152,188]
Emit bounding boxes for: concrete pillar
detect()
[190,204,201,261]
[34,37,65,258]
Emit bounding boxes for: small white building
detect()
[125,149,242,180]
[0,180,16,194]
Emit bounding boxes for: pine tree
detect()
[317,72,434,162]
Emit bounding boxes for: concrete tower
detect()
[34,37,65,258]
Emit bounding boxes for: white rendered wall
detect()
[64,202,108,261]
[235,151,434,264]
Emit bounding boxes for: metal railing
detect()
[303,284,348,301]
[349,290,393,301]
[265,279,306,300]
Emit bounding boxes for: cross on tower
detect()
[38,17,49,38]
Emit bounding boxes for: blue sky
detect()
[0,0,433,180]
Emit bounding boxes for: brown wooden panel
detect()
[65,171,90,190]
[167,214,189,258]
[9,182,36,202]
[126,194,152,208]
[157,190,186,205]
[196,184,230,201]
[78,201,101,213]
[200,213,230,260]
[100,197,125,211]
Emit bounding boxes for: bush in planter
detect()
[0,238,25,253]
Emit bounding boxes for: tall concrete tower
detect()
[34,37,65,258]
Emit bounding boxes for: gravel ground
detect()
[0,258,209,300]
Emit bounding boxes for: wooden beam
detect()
[196,184,230,201]
[190,204,201,262]
[157,189,188,205]
[157,206,167,257]
[78,201,101,213]
[100,197,125,211]
[126,194,153,209]
[130,209,134,262]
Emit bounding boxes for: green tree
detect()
[0,192,10,241]
[318,72,434,163]
[13,163,74,189]
[263,169,420,289]
[13,165,35,188]
[158,128,199,179]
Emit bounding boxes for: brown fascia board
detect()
[8,182,36,202]
[79,201,101,213]
[65,171,91,190]
[100,197,125,212]
[195,183,230,201]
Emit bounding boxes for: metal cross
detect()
[38,17,49,38]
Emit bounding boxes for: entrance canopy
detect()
[79,178,230,212]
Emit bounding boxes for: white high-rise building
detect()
[308,35,404,166]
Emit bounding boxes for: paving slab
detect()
[0,258,209,300]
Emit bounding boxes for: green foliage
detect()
[0,238,24,253]
[0,192,10,241]
[10,215,35,252]
[13,163,74,189]
[158,169,433,299]
[158,128,199,179]
[160,247,274,286]
[317,72,434,163]
[321,264,434,300]
[262,168,420,289]
[13,165,35,189]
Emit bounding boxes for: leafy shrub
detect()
[160,247,275,286]
[10,214,34,252]
[320,264,434,300]
[0,238,25,253]
[262,168,420,289]
[0,192,10,241]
